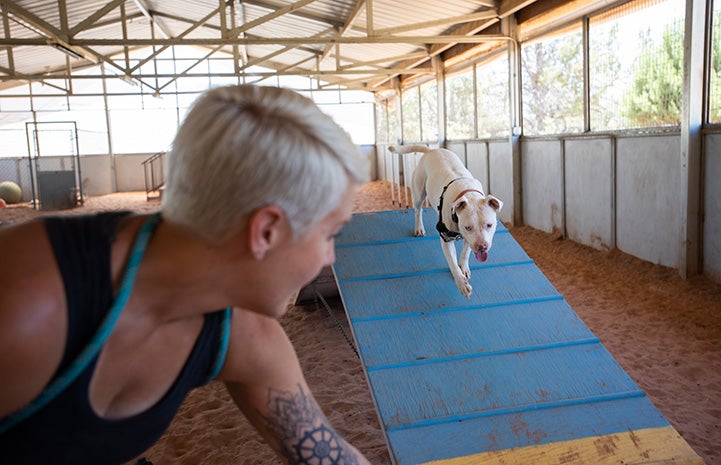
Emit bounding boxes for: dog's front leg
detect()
[441,239,473,298]
[459,241,472,280]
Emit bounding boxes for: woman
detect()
[0,84,372,464]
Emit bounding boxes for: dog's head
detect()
[452,193,503,262]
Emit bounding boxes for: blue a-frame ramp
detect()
[333,208,705,465]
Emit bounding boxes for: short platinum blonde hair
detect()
[162,84,369,244]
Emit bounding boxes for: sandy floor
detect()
[1,181,719,465]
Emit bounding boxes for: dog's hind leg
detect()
[411,168,427,237]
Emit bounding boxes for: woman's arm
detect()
[219,308,372,465]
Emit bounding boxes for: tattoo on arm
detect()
[263,384,360,465]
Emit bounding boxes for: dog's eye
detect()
[486,223,493,229]
[465,225,473,231]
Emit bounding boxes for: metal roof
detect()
[0,0,564,94]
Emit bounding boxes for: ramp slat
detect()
[368,343,643,429]
[339,263,560,320]
[351,299,595,368]
[387,399,670,465]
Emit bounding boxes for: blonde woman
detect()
[0,84,372,465]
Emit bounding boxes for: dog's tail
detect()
[388,144,431,155]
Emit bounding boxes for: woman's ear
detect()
[247,205,286,260]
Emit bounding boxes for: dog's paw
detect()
[460,266,471,280]
[413,228,426,237]
[460,282,473,298]
[455,278,473,298]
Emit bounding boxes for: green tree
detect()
[709,9,721,122]
[623,24,684,126]
[401,87,421,142]
[420,81,439,141]
[522,31,584,135]
[446,71,475,139]
[589,22,623,130]
[477,54,510,138]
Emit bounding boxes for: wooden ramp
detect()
[333,208,704,465]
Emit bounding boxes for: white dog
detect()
[389,145,503,298]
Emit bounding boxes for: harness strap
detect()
[435,178,484,242]
[0,213,162,434]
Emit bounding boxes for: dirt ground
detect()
[1,181,719,465]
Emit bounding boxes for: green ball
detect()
[0,181,22,204]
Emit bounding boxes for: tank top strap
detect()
[201,307,233,385]
[0,213,162,434]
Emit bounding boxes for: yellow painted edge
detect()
[419,426,706,465]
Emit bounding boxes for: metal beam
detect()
[126,4,226,74]
[0,68,432,81]
[319,0,366,62]
[0,34,514,47]
[0,0,63,38]
[240,27,333,70]
[367,17,503,90]
[239,0,347,30]
[69,0,126,37]
[373,10,498,36]
[228,0,319,36]
[1,2,14,72]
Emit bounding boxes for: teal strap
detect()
[202,307,233,385]
[0,213,162,434]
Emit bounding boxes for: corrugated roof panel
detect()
[9,1,62,30]
[360,0,494,35]
[7,45,72,75]
[66,0,142,31]
[238,3,334,38]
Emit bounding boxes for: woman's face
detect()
[288,183,356,283]
[251,183,357,318]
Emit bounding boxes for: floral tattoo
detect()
[263,384,360,465]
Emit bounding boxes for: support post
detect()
[679,0,707,278]
[503,17,523,226]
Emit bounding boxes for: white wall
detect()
[522,140,563,235]
[616,134,680,268]
[114,153,154,192]
[488,141,514,225]
[80,155,114,196]
[466,141,490,190]
[564,137,614,250]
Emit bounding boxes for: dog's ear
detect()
[452,199,468,214]
[486,195,503,212]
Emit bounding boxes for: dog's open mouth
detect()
[475,250,488,262]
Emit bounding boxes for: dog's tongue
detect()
[475,250,488,262]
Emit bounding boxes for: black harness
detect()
[435,178,467,242]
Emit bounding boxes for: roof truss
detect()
[0,0,524,93]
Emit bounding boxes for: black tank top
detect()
[0,212,231,464]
